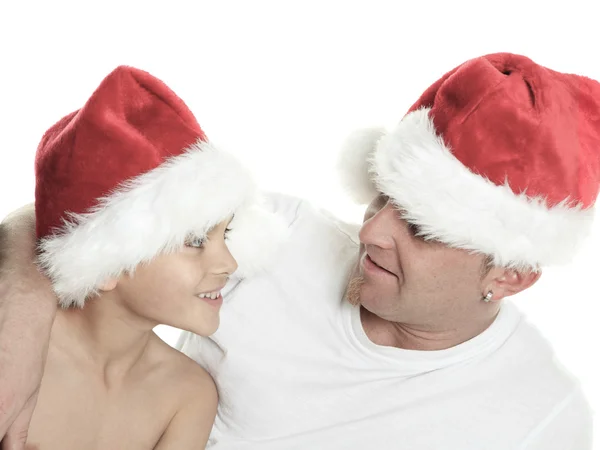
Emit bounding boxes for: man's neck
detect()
[359,305,500,351]
[52,293,155,383]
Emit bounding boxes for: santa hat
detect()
[338,53,600,270]
[36,66,285,308]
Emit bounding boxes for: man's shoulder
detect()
[505,306,583,392]
[261,191,360,244]
[493,309,580,395]
[260,191,305,226]
[480,306,591,438]
[517,386,593,449]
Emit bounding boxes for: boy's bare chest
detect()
[27,357,179,450]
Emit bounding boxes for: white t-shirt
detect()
[178,193,593,449]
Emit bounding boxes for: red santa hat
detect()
[338,53,600,270]
[36,66,284,308]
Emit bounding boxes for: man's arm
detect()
[153,370,218,450]
[0,205,57,449]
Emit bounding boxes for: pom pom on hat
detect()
[336,127,386,204]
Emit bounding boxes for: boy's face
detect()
[112,218,237,336]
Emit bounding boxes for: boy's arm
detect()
[0,205,56,448]
[153,371,218,450]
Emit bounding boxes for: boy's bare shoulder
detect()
[146,332,216,394]
[144,334,218,449]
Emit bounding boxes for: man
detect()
[1,52,597,449]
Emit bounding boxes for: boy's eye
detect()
[186,235,206,248]
[224,227,233,239]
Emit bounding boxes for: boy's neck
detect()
[52,291,157,383]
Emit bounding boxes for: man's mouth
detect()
[363,254,397,277]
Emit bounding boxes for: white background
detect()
[1,0,598,444]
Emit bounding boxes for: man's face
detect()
[347,195,488,327]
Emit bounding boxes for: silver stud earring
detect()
[482,291,493,303]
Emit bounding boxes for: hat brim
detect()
[39,139,283,307]
[340,108,595,269]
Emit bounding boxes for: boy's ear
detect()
[98,277,118,292]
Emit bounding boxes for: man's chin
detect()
[344,275,364,306]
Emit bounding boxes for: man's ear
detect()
[483,267,542,301]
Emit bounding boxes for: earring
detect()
[482,291,493,303]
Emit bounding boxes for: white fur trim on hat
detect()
[38,139,283,307]
[339,108,595,269]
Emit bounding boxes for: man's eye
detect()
[380,195,391,207]
[224,227,233,240]
[186,236,206,248]
[395,207,422,237]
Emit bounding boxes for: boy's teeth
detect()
[198,291,221,300]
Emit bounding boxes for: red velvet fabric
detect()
[35,66,206,239]
[408,53,600,208]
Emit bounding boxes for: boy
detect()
[23,66,280,449]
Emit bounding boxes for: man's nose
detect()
[359,203,396,250]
